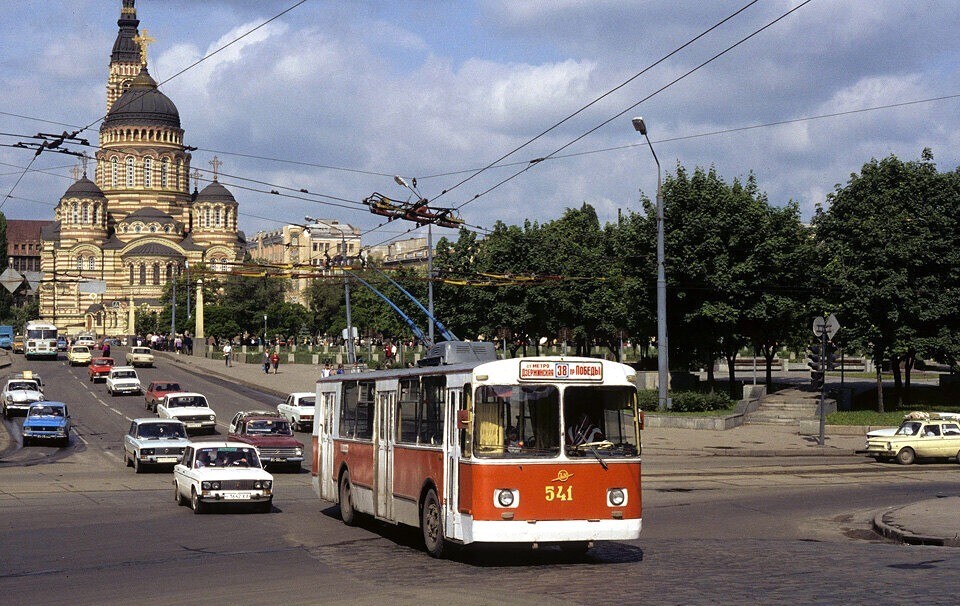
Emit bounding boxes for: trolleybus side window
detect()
[339,382,358,438]
[397,377,445,446]
[563,386,639,457]
[474,385,560,458]
[398,379,420,443]
[356,381,375,439]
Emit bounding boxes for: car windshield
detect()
[8,382,37,391]
[114,371,136,379]
[138,422,186,439]
[245,419,292,435]
[132,348,151,354]
[93,359,114,366]
[195,447,261,468]
[29,406,64,417]
[72,346,89,353]
[896,422,922,436]
[170,396,206,408]
[156,383,180,391]
[297,396,316,406]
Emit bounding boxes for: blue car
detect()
[22,402,71,447]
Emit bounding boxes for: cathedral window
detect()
[88,256,96,271]
[129,265,134,285]
[139,264,146,285]
[135,225,142,233]
[150,225,157,233]
[82,203,89,223]
[204,208,211,228]
[72,202,79,224]
[76,257,83,271]
[126,157,134,188]
[111,158,118,188]
[176,160,183,190]
[214,208,221,228]
[152,263,160,285]
[144,158,153,188]
[161,158,169,188]
[165,264,173,283]
[164,225,171,233]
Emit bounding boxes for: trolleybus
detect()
[24,321,58,360]
[312,341,642,557]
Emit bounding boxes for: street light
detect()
[633,116,670,411]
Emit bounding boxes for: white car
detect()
[2,378,44,418]
[126,346,155,368]
[277,392,315,432]
[74,335,96,347]
[106,366,142,396]
[173,442,274,514]
[123,418,192,473]
[866,411,960,438]
[157,392,217,434]
[66,345,93,366]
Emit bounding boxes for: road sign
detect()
[0,268,24,293]
[812,314,840,340]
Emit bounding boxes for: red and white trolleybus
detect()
[311,341,642,557]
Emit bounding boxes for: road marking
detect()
[76,433,89,445]
[109,407,124,416]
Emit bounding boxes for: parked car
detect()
[145,381,184,412]
[228,411,304,472]
[123,418,191,473]
[157,392,217,434]
[66,345,93,366]
[173,442,274,514]
[277,392,315,432]
[22,402,71,447]
[74,334,96,347]
[2,377,44,418]
[126,346,155,368]
[56,336,68,351]
[860,413,960,464]
[105,366,142,396]
[88,357,116,382]
[12,335,24,354]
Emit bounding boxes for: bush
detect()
[637,390,732,412]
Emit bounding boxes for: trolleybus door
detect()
[318,390,337,501]
[373,386,396,521]
[444,389,461,540]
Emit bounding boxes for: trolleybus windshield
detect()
[563,386,639,457]
[474,385,560,458]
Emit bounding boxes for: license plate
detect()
[157,457,179,463]
[222,492,251,500]
[185,423,201,428]
[274,458,287,462]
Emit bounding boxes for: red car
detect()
[144,381,184,412]
[228,411,304,472]
[88,357,116,382]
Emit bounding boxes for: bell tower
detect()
[106,0,143,112]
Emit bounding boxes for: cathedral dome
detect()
[196,181,237,204]
[63,177,106,199]
[103,67,180,129]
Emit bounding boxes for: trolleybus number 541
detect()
[545,485,573,501]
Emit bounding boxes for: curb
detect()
[649,447,857,458]
[157,353,289,400]
[872,507,960,547]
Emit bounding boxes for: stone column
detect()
[194,278,204,342]
[127,294,136,343]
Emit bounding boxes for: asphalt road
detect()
[2,354,960,605]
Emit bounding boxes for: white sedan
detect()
[173,442,273,514]
[123,418,191,473]
[2,378,44,418]
[277,392,315,432]
[157,392,217,434]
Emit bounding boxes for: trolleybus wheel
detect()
[559,541,591,557]
[339,471,357,526]
[421,488,446,559]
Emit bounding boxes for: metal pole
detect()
[818,322,827,446]
[427,223,434,344]
[186,261,191,321]
[171,269,177,335]
[344,270,356,364]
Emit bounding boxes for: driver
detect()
[567,412,604,446]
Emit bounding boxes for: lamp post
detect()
[632,117,670,411]
[263,314,267,348]
[171,265,177,336]
[185,260,191,322]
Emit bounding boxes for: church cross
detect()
[209,156,223,181]
[80,153,89,177]
[71,165,82,181]
[132,29,156,66]
[191,168,201,191]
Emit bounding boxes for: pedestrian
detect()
[270,350,280,374]
[223,341,233,367]
[174,335,183,355]
[321,363,331,378]
[336,363,344,375]
[102,342,111,358]
[262,350,270,374]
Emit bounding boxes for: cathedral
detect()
[39,0,244,337]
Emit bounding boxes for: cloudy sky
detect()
[2,0,960,247]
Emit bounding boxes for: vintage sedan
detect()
[157,392,217,434]
[66,345,93,366]
[861,414,960,464]
[12,335,25,354]
[2,377,44,418]
[88,357,116,382]
[105,366,142,396]
[277,391,315,432]
[123,418,191,473]
[228,411,304,472]
[144,380,184,412]
[125,346,155,368]
[22,402,71,447]
[173,442,274,514]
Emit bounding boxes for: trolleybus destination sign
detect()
[518,360,603,381]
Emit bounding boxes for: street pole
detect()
[263,314,267,348]
[344,270,356,364]
[818,320,827,446]
[633,117,670,411]
[427,223,434,344]
[171,267,177,336]
[185,260,191,322]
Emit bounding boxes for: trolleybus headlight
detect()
[496,489,516,508]
[608,488,626,507]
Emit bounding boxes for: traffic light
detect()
[825,341,838,371]
[811,370,824,391]
[807,342,823,372]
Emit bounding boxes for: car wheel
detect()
[22,436,30,447]
[421,488,446,558]
[339,471,356,526]
[258,499,272,514]
[191,488,205,514]
[175,482,186,506]
[896,447,916,465]
[133,456,142,473]
[291,419,300,432]
[125,452,132,467]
